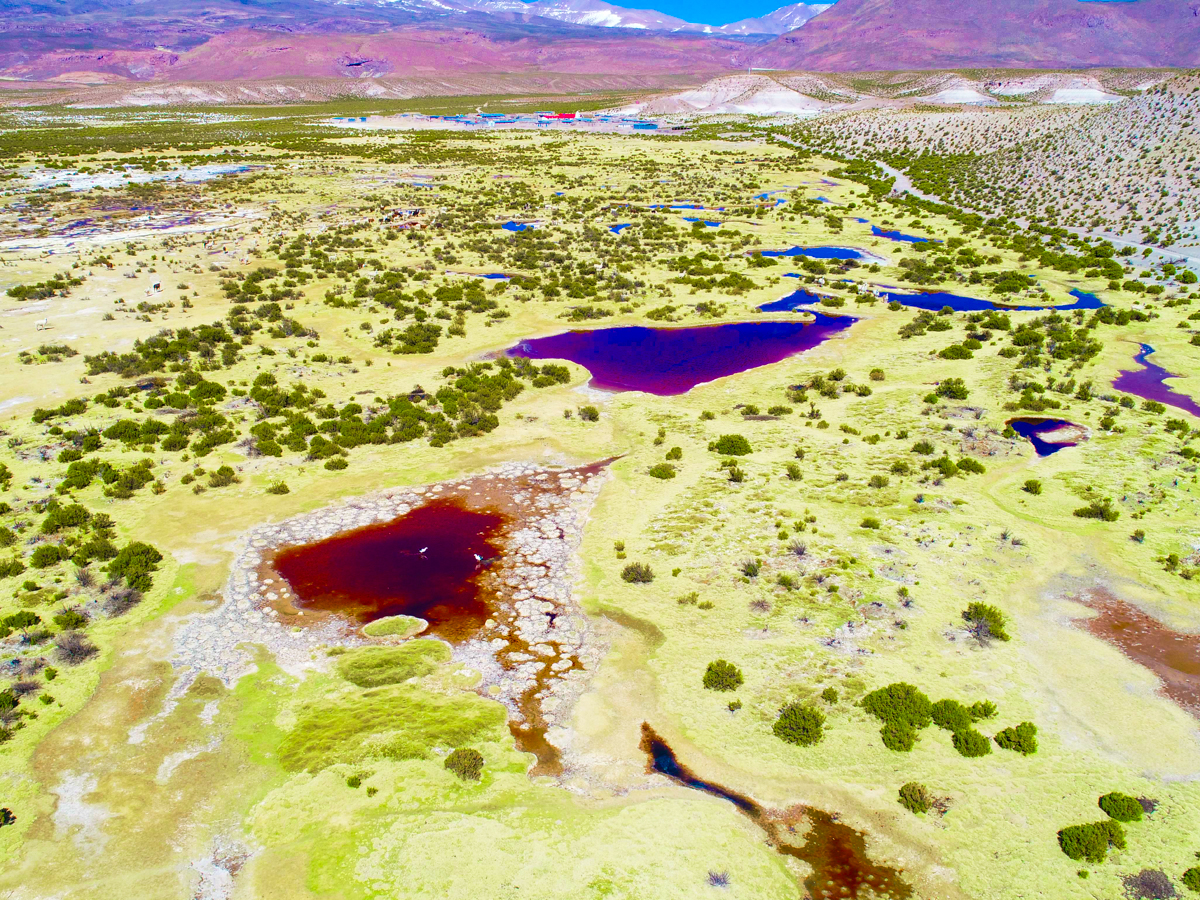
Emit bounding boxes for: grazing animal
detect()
[35,318,48,331]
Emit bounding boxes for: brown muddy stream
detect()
[641,724,912,899]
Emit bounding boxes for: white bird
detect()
[473,554,482,561]
[418,547,428,554]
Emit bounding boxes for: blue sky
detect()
[631,0,820,25]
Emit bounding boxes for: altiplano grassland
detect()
[0,88,1198,900]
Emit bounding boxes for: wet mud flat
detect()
[640,724,912,900]
[173,460,612,776]
[1070,587,1200,718]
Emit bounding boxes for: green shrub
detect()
[994,721,1037,755]
[862,682,932,730]
[324,457,349,471]
[266,481,290,495]
[53,609,88,631]
[647,463,677,480]
[861,517,881,529]
[963,602,1010,642]
[665,446,682,460]
[880,722,917,751]
[1057,821,1126,863]
[931,699,972,734]
[786,462,802,481]
[702,660,744,692]
[577,405,600,422]
[709,434,752,456]
[1182,867,1200,892]
[898,782,932,814]
[821,687,839,704]
[106,541,163,592]
[970,700,998,721]
[207,465,240,488]
[621,562,654,583]
[773,703,825,747]
[912,439,935,455]
[445,747,484,781]
[1098,791,1143,823]
[30,545,67,568]
[1022,479,1042,495]
[956,458,985,475]
[1074,499,1120,521]
[952,729,991,757]
[936,377,970,400]
[0,557,25,579]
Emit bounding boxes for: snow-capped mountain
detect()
[715,3,833,36]
[360,0,836,35]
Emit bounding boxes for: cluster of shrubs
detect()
[1058,791,1149,863]
[860,682,1034,757]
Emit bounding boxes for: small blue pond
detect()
[502,221,537,232]
[508,316,855,396]
[480,273,509,280]
[761,287,1107,314]
[683,218,721,227]
[1008,418,1083,456]
[872,226,939,243]
[761,246,866,260]
[610,224,632,234]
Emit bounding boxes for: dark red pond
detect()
[272,499,505,641]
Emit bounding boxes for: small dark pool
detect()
[761,246,866,260]
[641,724,912,899]
[1008,417,1082,456]
[508,317,854,395]
[683,217,721,227]
[610,223,632,234]
[502,221,537,232]
[272,499,505,641]
[1113,343,1200,417]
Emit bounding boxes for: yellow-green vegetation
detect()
[0,92,1198,900]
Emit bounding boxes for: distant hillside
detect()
[755,0,1200,70]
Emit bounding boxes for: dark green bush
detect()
[963,602,1010,642]
[30,545,67,569]
[952,729,991,757]
[53,609,88,631]
[621,562,654,583]
[578,405,600,422]
[994,721,1037,755]
[444,747,484,781]
[862,683,932,730]
[702,660,744,692]
[880,722,917,752]
[931,699,972,734]
[1098,791,1143,823]
[1182,867,1200,892]
[773,703,825,747]
[1057,820,1126,863]
[647,463,677,480]
[1023,479,1042,495]
[107,541,163,592]
[970,700,998,721]
[898,782,932,814]
[709,434,752,456]
[1074,499,1120,521]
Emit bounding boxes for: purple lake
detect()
[507,317,854,396]
[1114,344,1200,417]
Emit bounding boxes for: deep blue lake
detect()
[508,316,854,395]
[1008,418,1082,456]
